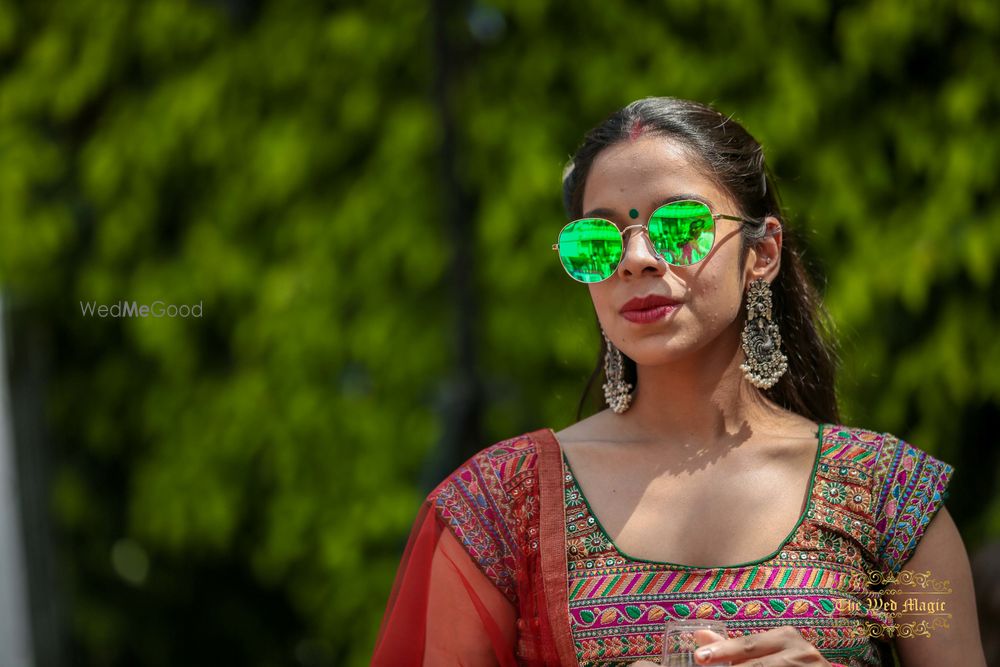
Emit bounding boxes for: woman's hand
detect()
[627,628,728,665]
[628,625,833,666]
[692,626,832,665]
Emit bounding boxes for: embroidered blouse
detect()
[372,423,954,667]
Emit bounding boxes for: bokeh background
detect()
[0,0,998,665]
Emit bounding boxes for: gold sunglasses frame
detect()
[551,199,762,283]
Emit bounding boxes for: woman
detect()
[371,97,986,666]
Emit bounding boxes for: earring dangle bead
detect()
[602,330,634,414]
[739,278,788,389]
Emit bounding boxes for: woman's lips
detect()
[620,303,681,323]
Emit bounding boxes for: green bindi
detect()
[628,208,639,219]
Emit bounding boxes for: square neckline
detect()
[551,422,827,571]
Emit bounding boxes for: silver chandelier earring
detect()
[601,329,634,413]
[739,278,788,389]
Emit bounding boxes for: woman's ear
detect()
[746,216,782,282]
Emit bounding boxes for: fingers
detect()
[693,629,727,645]
[694,626,806,664]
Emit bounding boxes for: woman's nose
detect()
[618,228,666,277]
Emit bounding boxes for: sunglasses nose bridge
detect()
[619,223,649,249]
[619,223,665,268]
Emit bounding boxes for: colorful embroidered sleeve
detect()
[428,450,521,603]
[872,433,955,575]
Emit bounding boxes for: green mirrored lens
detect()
[557,218,623,282]
[648,200,715,266]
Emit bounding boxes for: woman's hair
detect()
[562,96,841,425]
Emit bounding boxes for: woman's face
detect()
[582,134,778,367]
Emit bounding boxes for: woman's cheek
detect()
[685,300,735,345]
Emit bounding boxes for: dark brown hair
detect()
[563,97,841,425]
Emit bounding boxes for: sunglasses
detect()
[552,199,761,283]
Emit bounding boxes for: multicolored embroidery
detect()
[428,435,539,604]
[427,423,953,667]
[560,423,953,666]
[873,433,954,574]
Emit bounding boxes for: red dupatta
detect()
[371,429,575,666]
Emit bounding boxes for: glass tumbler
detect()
[662,619,731,667]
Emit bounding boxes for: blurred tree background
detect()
[0,0,998,665]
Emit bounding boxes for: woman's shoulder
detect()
[819,422,890,458]
[819,421,954,498]
[819,422,955,574]
[427,428,551,505]
[820,422,954,476]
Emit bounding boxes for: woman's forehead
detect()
[583,138,726,213]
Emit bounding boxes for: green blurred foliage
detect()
[0,0,998,665]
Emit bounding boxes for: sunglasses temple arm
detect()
[719,215,780,241]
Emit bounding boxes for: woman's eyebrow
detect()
[583,193,715,219]
[582,206,618,219]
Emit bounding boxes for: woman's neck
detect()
[612,324,792,450]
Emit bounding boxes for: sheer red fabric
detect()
[371,430,573,666]
[371,498,520,666]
